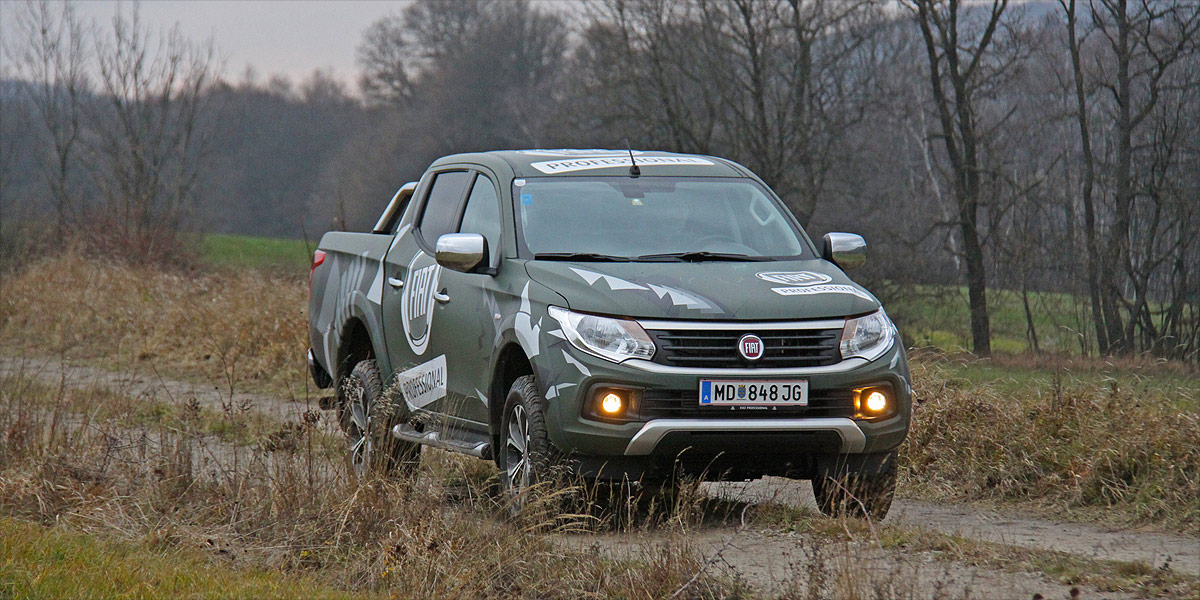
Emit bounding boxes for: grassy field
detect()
[200,232,314,273]
[1,241,1197,597]
[0,518,361,599]
[885,284,1095,356]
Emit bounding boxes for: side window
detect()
[418,171,472,245]
[458,174,502,261]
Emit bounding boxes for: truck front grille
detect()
[646,327,842,368]
[639,389,855,419]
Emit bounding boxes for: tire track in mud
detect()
[710,478,1199,576]
[0,355,311,421]
[4,354,1197,596]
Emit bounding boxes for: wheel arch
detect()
[488,341,534,453]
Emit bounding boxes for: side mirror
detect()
[436,233,488,273]
[822,232,867,270]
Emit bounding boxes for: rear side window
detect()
[418,171,472,245]
[458,175,502,260]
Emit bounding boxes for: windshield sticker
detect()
[530,156,715,175]
[517,149,640,158]
[570,267,647,291]
[514,282,541,358]
[771,284,876,302]
[756,271,832,286]
[401,253,442,355]
[396,354,447,410]
[514,179,526,186]
[521,193,532,205]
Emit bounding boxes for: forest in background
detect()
[1,0,1197,361]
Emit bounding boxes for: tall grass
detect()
[902,352,1200,527]
[0,250,307,396]
[0,371,732,598]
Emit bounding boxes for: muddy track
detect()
[0,355,310,420]
[4,354,1197,597]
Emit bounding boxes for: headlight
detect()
[548,306,655,363]
[840,309,896,362]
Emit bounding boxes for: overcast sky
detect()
[1,1,419,90]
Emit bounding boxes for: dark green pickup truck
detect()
[308,149,910,518]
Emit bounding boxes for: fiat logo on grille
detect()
[738,334,764,361]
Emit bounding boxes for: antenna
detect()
[625,139,640,177]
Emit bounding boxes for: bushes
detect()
[902,355,1199,526]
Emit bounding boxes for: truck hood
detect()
[523,259,880,321]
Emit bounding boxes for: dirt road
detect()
[4,355,1196,597]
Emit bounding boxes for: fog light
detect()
[865,391,888,413]
[600,392,623,415]
[854,386,894,420]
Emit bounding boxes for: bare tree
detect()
[7,0,90,234]
[86,4,218,259]
[903,0,1024,357]
[578,0,886,224]
[1060,0,1200,356]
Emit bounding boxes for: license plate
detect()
[699,379,808,407]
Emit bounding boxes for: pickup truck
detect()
[307,149,910,519]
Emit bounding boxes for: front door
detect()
[381,169,473,418]
[422,172,505,428]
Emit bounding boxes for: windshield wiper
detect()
[534,252,630,262]
[634,251,772,262]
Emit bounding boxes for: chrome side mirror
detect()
[822,232,867,270]
[436,233,488,273]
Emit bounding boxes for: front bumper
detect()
[536,339,911,469]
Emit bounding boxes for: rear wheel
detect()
[338,360,421,479]
[811,451,897,521]
[498,375,553,515]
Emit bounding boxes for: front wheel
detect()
[498,375,554,515]
[811,451,897,521]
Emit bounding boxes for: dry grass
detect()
[0,372,734,599]
[3,252,1196,597]
[0,250,309,397]
[902,352,1200,527]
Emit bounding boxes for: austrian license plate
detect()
[699,379,808,407]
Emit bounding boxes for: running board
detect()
[391,423,492,460]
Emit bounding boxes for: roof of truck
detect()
[430,149,750,179]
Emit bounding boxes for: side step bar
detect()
[391,423,492,460]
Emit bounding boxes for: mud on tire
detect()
[498,374,555,515]
[338,359,421,479]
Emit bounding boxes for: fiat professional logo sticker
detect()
[738,334,765,361]
[756,271,832,286]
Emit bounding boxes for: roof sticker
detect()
[530,156,714,175]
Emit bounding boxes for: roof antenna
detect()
[625,139,640,177]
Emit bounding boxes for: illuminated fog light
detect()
[865,391,888,413]
[600,393,624,415]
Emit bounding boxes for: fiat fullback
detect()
[307,149,910,518]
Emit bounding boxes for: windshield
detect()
[513,177,813,261]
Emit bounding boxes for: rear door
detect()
[381,169,472,417]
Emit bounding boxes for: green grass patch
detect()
[200,233,313,273]
[0,517,363,599]
[886,285,1095,355]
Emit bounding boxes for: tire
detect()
[498,375,554,515]
[338,359,421,479]
[811,451,897,521]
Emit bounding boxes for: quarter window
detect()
[458,175,502,261]
[418,171,472,246]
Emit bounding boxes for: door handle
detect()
[387,277,404,289]
[433,289,450,304]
